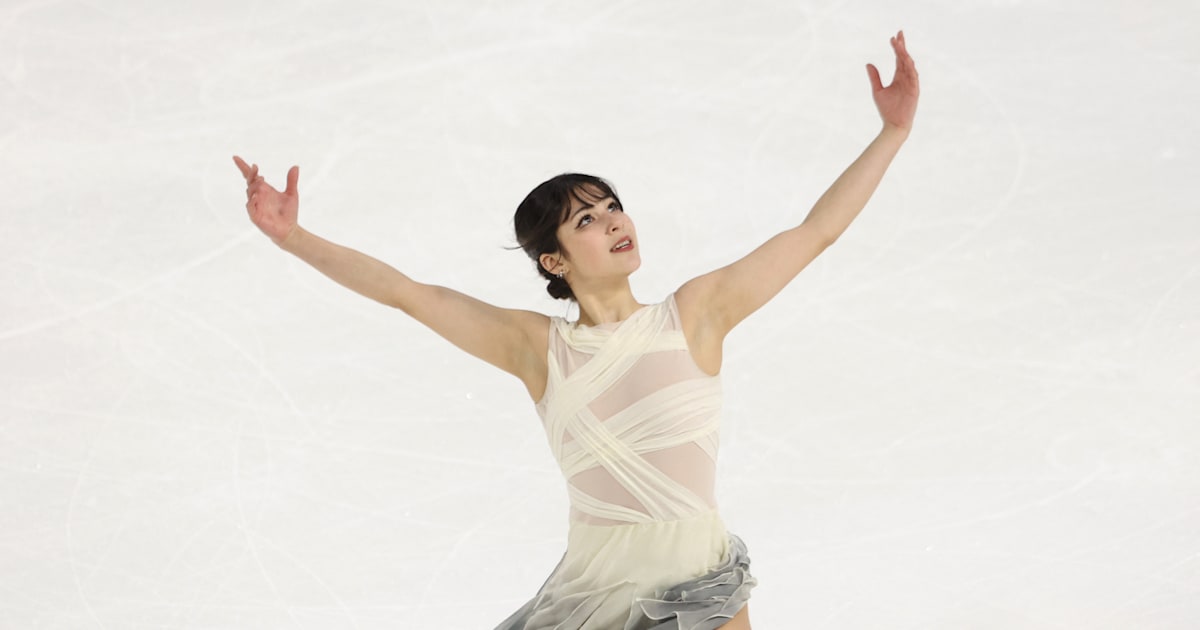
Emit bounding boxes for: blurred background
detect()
[2,0,1197,627]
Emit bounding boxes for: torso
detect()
[519,286,724,402]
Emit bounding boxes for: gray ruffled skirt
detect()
[496,511,756,630]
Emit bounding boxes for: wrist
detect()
[278,225,306,252]
[880,123,911,143]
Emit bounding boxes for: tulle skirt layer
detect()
[496,510,756,630]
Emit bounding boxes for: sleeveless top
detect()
[536,292,722,526]
[495,293,756,629]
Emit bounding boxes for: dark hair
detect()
[513,173,621,301]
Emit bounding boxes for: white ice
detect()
[1,0,1197,628]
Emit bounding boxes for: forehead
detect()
[560,183,613,221]
[568,183,610,206]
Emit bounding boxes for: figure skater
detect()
[234,30,918,630]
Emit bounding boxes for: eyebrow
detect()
[569,202,596,221]
[569,197,614,221]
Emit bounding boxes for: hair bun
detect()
[545,271,574,300]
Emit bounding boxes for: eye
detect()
[575,201,621,228]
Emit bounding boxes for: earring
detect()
[556,271,564,279]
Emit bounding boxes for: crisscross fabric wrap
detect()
[497,294,756,630]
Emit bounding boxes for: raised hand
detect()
[233,155,300,246]
[866,30,920,133]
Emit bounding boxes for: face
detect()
[542,186,640,288]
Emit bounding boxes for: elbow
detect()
[799,220,839,247]
[812,226,840,248]
[386,278,426,313]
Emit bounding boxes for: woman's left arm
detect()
[679,30,920,336]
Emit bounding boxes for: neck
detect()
[573,280,642,326]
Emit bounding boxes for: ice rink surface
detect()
[2,0,1197,628]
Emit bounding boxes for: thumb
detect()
[285,166,300,196]
[866,63,883,92]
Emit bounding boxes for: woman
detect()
[234,30,918,630]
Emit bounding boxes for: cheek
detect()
[555,226,576,254]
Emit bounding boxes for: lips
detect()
[611,237,633,252]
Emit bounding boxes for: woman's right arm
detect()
[234,156,549,398]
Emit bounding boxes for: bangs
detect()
[559,181,617,224]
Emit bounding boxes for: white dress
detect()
[496,293,757,630]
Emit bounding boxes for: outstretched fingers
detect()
[894,30,908,56]
[869,31,912,92]
[235,154,254,177]
[893,31,918,85]
[866,63,883,92]
[232,155,261,187]
[284,166,299,196]
[232,155,252,180]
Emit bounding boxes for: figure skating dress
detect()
[496,293,757,630]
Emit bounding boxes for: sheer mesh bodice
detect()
[536,292,721,526]
[496,293,756,629]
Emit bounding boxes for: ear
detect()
[539,252,564,276]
